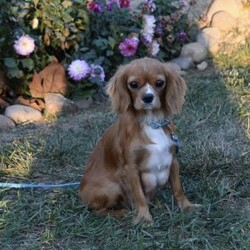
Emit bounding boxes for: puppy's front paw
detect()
[133,209,154,225]
[179,198,201,212]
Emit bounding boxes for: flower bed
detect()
[0,0,189,97]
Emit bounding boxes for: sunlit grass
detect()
[215,37,250,138]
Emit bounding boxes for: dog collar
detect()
[146,118,171,129]
[146,118,179,154]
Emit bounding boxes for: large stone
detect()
[207,0,243,21]
[187,0,213,27]
[4,105,43,124]
[197,27,221,55]
[0,114,15,130]
[211,11,237,33]
[180,42,208,63]
[44,93,78,115]
[0,97,10,113]
[29,59,69,98]
[170,56,194,70]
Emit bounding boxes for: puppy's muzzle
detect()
[142,93,154,104]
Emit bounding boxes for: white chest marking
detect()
[142,125,173,193]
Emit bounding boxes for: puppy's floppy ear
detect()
[106,64,131,113]
[163,64,187,115]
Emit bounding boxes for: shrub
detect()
[0,0,190,97]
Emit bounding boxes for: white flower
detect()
[149,40,160,57]
[141,14,156,44]
[14,35,35,56]
[68,60,91,81]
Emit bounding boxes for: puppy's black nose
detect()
[142,93,154,104]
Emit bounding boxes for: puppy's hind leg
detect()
[80,180,127,218]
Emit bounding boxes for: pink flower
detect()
[14,35,35,56]
[118,37,139,57]
[87,1,102,12]
[107,0,130,10]
[120,0,130,8]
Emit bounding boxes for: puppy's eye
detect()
[129,81,139,89]
[155,80,165,88]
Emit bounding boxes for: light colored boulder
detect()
[0,114,15,130]
[211,11,237,33]
[207,0,243,21]
[180,42,208,63]
[197,27,221,55]
[4,105,43,124]
[170,56,194,70]
[44,93,78,115]
[187,0,213,27]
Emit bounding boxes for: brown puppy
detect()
[79,57,196,224]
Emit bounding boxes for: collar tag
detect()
[171,133,179,154]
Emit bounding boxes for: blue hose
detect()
[0,182,80,189]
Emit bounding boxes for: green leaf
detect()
[20,58,35,71]
[93,38,108,50]
[108,37,116,50]
[7,68,24,78]
[4,58,18,68]
[106,50,114,57]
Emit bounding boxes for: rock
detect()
[73,97,93,110]
[197,27,221,55]
[0,97,10,113]
[4,105,43,124]
[29,58,69,98]
[15,96,45,111]
[0,114,15,130]
[211,11,237,33]
[170,56,194,70]
[44,93,78,115]
[207,0,243,21]
[187,0,213,27]
[180,42,208,63]
[196,61,208,71]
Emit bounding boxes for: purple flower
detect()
[90,64,105,82]
[155,23,164,36]
[68,60,91,81]
[119,37,139,57]
[177,31,187,42]
[143,0,156,13]
[106,0,119,10]
[87,1,102,13]
[14,35,35,56]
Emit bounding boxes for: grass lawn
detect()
[0,45,249,249]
